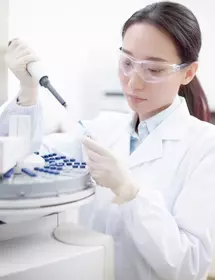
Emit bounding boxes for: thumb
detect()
[112,196,126,205]
[82,136,112,157]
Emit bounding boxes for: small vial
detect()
[43,166,49,169]
[80,163,87,170]
[44,158,50,166]
[34,168,43,176]
[56,163,64,167]
[72,165,81,174]
[3,168,14,179]
[49,163,57,167]
[33,167,46,180]
[48,153,55,158]
[56,156,66,164]
[47,170,60,179]
[63,162,73,173]
[34,168,49,179]
[56,167,63,171]
[43,169,52,178]
[72,164,87,175]
[21,168,37,177]
[80,165,86,169]
[49,166,57,171]
[67,162,73,168]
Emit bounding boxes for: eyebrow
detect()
[120,47,168,62]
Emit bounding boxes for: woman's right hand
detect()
[5,38,40,106]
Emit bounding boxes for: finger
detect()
[16,54,40,66]
[15,43,29,53]
[112,196,125,205]
[86,160,101,172]
[82,136,111,156]
[8,38,21,50]
[90,172,104,186]
[9,39,29,52]
[16,49,32,60]
[8,38,19,46]
[85,148,103,163]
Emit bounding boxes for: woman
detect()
[1,2,215,280]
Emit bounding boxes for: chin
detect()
[127,99,149,111]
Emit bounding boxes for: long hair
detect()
[122,2,210,122]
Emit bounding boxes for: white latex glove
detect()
[82,136,139,204]
[5,38,40,106]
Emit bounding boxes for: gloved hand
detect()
[82,136,139,204]
[5,38,40,106]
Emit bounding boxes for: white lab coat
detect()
[1,97,215,280]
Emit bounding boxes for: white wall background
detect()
[0,0,9,105]
[7,0,215,128]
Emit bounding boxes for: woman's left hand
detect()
[82,136,139,204]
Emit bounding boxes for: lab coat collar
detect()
[128,96,190,140]
[127,97,191,168]
[129,95,181,137]
[152,96,190,140]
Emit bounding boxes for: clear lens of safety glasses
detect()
[118,50,188,83]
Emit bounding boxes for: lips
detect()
[128,94,147,101]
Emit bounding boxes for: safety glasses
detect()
[118,48,189,83]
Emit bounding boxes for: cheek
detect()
[146,79,181,108]
[152,74,182,93]
[160,76,182,97]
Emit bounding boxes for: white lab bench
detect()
[0,212,115,280]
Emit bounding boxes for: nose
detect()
[127,70,145,92]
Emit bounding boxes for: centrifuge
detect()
[0,115,114,280]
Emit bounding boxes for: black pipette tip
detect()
[39,76,67,108]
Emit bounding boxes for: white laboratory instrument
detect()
[0,115,114,280]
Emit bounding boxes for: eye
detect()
[148,68,164,73]
[124,59,132,67]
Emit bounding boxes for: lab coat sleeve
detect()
[120,147,215,280]
[0,98,43,152]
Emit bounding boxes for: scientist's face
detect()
[118,23,197,120]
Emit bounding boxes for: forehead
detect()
[122,23,180,63]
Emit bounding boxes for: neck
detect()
[138,103,171,122]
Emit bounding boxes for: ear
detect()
[181,62,198,85]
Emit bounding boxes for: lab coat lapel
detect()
[128,98,190,168]
[128,129,163,168]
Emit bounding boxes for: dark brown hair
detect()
[122,2,210,122]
